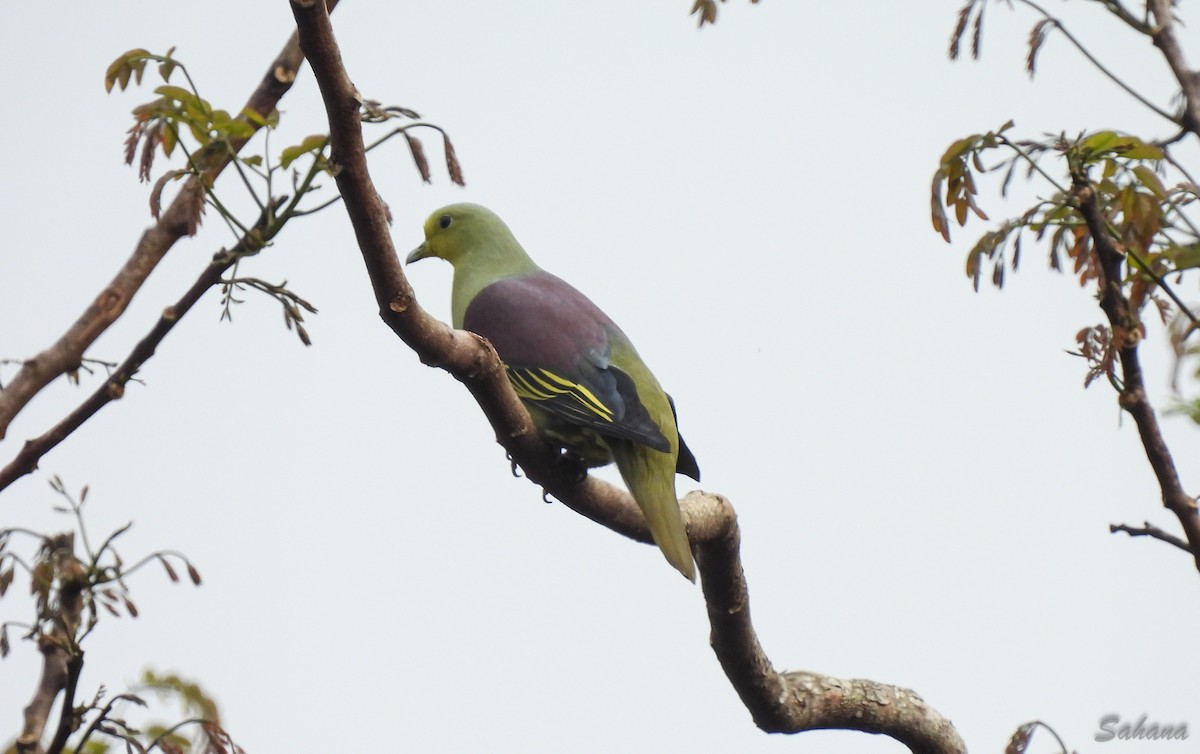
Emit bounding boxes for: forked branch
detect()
[1071,175,1200,574]
[0,0,339,442]
[289,1,965,751]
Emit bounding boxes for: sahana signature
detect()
[1095,714,1188,742]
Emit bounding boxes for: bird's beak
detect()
[406,242,431,265]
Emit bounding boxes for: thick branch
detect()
[0,208,278,493]
[690,491,963,750]
[290,2,965,752]
[1149,0,1200,137]
[0,4,337,441]
[16,636,70,754]
[17,542,86,754]
[1072,178,1200,575]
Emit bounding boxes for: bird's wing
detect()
[666,394,701,481]
[464,272,670,452]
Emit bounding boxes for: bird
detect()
[406,203,701,581]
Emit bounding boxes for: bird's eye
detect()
[439,214,452,229]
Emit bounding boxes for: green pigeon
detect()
[406,203,700,582]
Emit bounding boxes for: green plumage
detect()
[407,203,699,582]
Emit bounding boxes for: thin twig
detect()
[1110,520,1193,552]
[1016,0,1177,123]
[0,201,284,493]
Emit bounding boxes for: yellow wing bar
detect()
[506,366,615,423]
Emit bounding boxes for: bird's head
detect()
[407,202,516,267]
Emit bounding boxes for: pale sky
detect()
[3,2,1199,752]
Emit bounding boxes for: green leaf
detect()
[225,120,255,141]
[1114,134,1163,160]
[242,107,269,127]
[161,124,177,157]
[154,84,196,104]
[299,134,328,151]
[1132,164,1167,199]
[279,145,306,170]
[104,48,151,93]
[939,136,977,167]
[1081,130,1120,154]
[1121,142,1164,160]
[1169,243,1200,271]
[279,135,329,169]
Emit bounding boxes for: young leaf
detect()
[104,48,151,93]
[1132,164,1167,199]
[444,133,465,186]
[158,555,179,583]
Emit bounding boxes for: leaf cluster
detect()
[103,49,465,347]
[1,482,223,754]
[1,477,201,659]
[937,1,1200,415]
[689,0,761,27]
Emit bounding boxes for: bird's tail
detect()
[611,442,696,582]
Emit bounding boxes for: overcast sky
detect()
[3,2,1200,752]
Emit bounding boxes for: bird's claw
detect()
[558,451,589,484]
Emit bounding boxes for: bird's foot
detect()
[506,452,522,478]
[558,451,589,484]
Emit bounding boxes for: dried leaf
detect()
[185,181,206,236]
[149,169,186,220]
[124,123,143,167]
[949,2,972,60]
[1151,291,1172,325]
[970,2,984,60]
[1027,19,1051,78]
[690,0,718,27]
[159,556,179,583]
[138,121,161,182]
[187,563,202,585]
[404,133,431,183]
[444,133,465,186]
[1005,722,1036,754]
[931,171,951,242]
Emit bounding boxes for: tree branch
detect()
[16,634,71,754]
[1149,0,1200,137]
[1110,520,1193,553]
[289,2,966,751]
[0,205,280,494]
[1071,175,1200,575]
[16,537,86,754]
[0,3,338,441]
[1014,0,1176,124]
